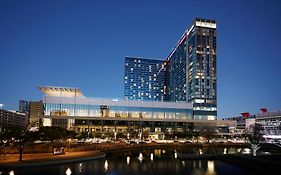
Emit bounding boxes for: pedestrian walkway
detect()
[0,150,105,167]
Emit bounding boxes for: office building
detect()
[29,101,44,126]
[18,100,44,127]
[124,56,165,101]
[19,100,29,113]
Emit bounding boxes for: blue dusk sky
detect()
[0,0,281,118]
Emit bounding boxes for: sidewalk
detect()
[0,151,105,168]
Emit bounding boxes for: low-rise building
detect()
[38,86,235,136]
[0,108,28,130]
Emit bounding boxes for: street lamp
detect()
[114,132,117,140]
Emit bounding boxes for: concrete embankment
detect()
[0,151,105,169]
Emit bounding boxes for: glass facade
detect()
[44,97,193,120]
[165,18,217,120]
[42,95,193,133]
[187,18,217,119]
[123,19,217,120]
[165,35,188,102]
[124,57,165,101]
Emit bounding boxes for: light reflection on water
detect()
[2,148,259,175]
[150,153,153,161]
[126,156,130,165]
[104,160,108,172]
[65,168,71,175]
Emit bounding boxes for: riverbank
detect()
[0,150,105,169]
[1,142,279,170]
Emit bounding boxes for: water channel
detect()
[0,148,266,175]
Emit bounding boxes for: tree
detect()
[192,130,200,143]
[247,123,263,156]
[0,125,38,161]
[201,129,216,143]
[39,126,68,142]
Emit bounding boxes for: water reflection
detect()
[150,153,153,161]
[65,168,71,175]
[181,161,185,166]
[6,148,261,175]
[138,153,143,162]
[78,163,83,173]
[207,161,216,175]
[154,149,161,156]
[237,148,242,153]
[104,160,109,171]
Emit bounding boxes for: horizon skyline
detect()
[1,0,281,118]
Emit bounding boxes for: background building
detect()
[124,56,165,101]
[29,101,44,126]
[19,100,29,114]
[18,100,44,128]
[224,108,281,142]
[0,109,28,130]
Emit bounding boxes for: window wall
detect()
[45,103,193,120]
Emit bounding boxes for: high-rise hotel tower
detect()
[124,57,165,101]
[125,18,217,120]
